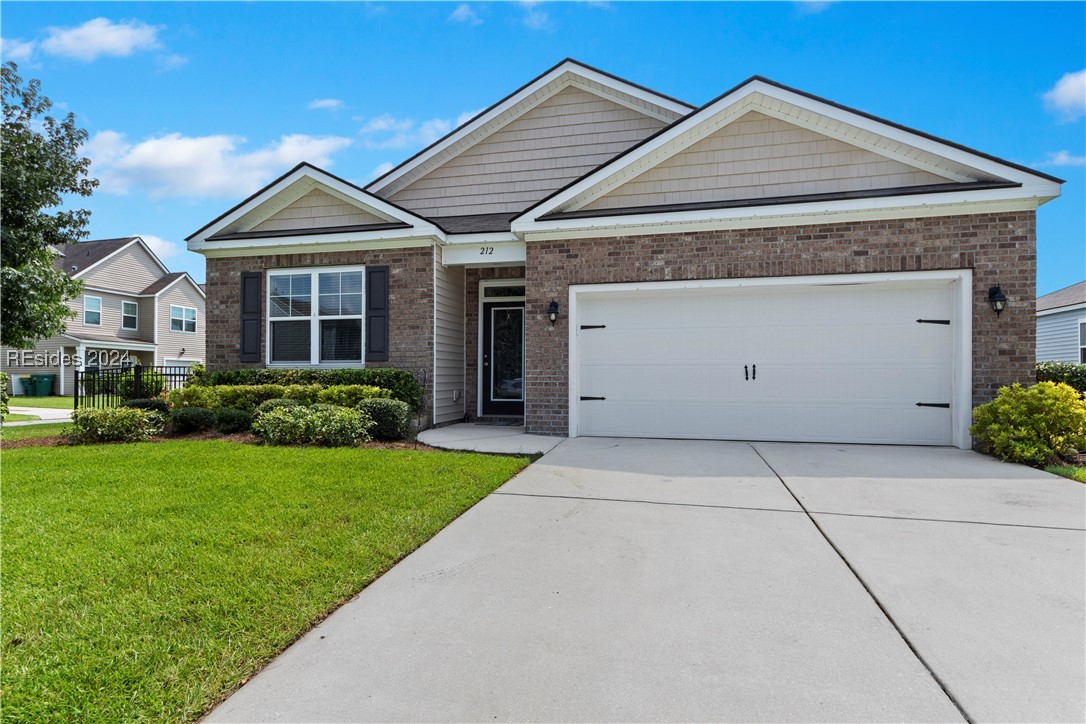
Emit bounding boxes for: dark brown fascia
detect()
[537,181,1024,222]
[207,221,413,241]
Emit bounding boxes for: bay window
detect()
[268,266,364,365]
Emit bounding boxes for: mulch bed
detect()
[1,430,437,451]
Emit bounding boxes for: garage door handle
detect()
[752,364,756,380]
[580,396,606,401]
[744,365,748,381]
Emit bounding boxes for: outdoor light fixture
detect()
[179,348,186,357]
[547,300,559,326]
[988,285,1008,316]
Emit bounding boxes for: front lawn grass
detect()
[2,413,39,422]
[0,422,72,441]
[1046,465,1086,483]
[7,395,74,409]
[2,440,529,722]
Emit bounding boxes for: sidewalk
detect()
[5,406,73,426]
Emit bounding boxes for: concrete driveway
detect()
[208,439,1085,723]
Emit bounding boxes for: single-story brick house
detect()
[187,59,1062,449]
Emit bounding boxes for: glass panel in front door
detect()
[490,307,524,401]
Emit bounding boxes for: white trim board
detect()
[1036,303,1086,317]
[566,268,973,449]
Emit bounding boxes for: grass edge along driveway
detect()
[1,440,529,722]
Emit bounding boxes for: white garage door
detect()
[575,279,958,445]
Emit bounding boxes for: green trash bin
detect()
[18,375,35,397]
[30,374,55,397]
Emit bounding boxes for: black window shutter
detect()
[239,272,262,362]
[365,266,389,362]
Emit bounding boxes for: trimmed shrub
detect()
[121,398,170,414]
[971,382,1086,465]
[1,372,9,415]
[357,398,411,440]
[195,368,423,409]
[316,384,391,407]
[117,370,167,400]
[253,405,373,447]
[165,385,218,410]
[67,407,164,444]
[1036,362,1086,394]
[215,407,253,433]
[171,406,216,434]
[253,398,306,416]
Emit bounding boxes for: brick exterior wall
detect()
[205,246,436,419]
[523,211,1037,435]
[464,266,526,420]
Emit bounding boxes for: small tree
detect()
[1,61,97,348]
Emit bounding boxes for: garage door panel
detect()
[576,280,957,446]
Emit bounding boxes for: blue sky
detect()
[2,1,1083,293]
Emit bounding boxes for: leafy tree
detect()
[1,61,97,348]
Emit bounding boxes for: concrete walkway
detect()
[208,438,1085,723]
[418,422,563,455]
[4,406,73,426]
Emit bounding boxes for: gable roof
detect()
[53,236,172,279]
[365,58,693,199]
[185,162,445,247]
[1037,281,1086,312]
[514,76,1063,228]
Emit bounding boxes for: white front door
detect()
[574,278,959,445]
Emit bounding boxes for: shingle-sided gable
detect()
[251,188,388,233]
[384,86,674,218]
[579,111,951,213]
[77,239,168,294]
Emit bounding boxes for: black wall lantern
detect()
[547,300,559,326]
[988,285,1008,316]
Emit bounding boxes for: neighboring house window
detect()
[268,266,364,364]
[1080,320,1086,364]
[122,301,138,330]
[170,305,197,333]
[84,296,102,325]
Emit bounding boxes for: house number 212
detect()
[479,246,494,255]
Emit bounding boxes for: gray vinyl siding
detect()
[251,188,387,232]
[433,256,466,424]
[156,280,206,364]
[78,242,164,294]
[68,291,150,342]
[1036,307,1086,363]
[581,111,948,212]
[387,86,669,217]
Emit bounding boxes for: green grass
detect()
[2,413,39,422]
[1,422,71,441]
[1,441,529,721]
[7,395,74,409]
[1046,465,1086,483]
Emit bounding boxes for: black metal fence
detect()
[75,365,193,409]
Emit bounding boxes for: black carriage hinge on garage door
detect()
[580,396,607,401]
[915,402,950,408]
[580,324,607,330]
[916,319,950,325]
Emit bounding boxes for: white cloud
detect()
[1043,70,1086,122]
[41,18,162,62]
[1035,150,1086,167]
[1,37,36,61]
[369,161,395,180]
[138,234,185,259]
[86,131,353,198]
[520,1,551,30]
[156,53,188,71]
[449,4,482,26]
[456,108,484,127]
[309,98,346,111]
[795,1,835,14]
[358,114,453,149]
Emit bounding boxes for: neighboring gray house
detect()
[1,236,206,396]
[188,59,1062,449]
[1036,281,1086,363]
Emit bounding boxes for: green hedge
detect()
[167,384,390,413]
[1036,362,1086,394]
[193,368,422,410]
